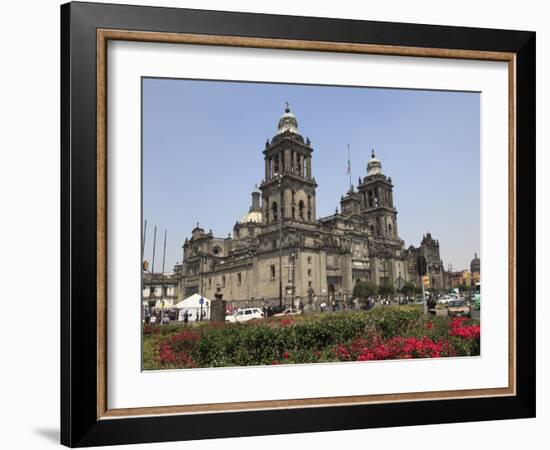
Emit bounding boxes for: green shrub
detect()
[143,307,480,369]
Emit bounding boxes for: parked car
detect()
[273,307,301,316]
[225,308,264,323]
[438,295,453,305]
[447,300,472,318]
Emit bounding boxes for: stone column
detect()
[284,149,291,174]
[342,253,353,297]
[306,156,312,179]
[318,250,328,300]
[371,257,380,286]
[284,189,291,219]
[252,254,259,300]
[263,195,269,224]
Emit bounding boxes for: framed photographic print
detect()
[60,1,536,447]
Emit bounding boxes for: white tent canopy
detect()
[174,293,211,321]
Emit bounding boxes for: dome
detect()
[277,103,298,134]
[367,149,382,176]
[470,253,480,273]
[239,210,263,224]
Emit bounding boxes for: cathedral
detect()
[177,105,445,307]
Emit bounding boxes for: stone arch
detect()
[272,201,278,222]
[328,283,336,301]
[298,200,305,220]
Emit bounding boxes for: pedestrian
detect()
[150,314,157,325]
[183,309,189,327]
[299,300,304,314]
[427,295,437,316]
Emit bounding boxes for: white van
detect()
[225,308,263,323]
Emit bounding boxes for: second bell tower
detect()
[260,104,317,226]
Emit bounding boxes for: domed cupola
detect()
[367,149,382,176]
[277,102,299,134]
[470,253,480,273]
[238,185,263,224]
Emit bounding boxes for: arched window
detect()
[272,201,278,222]
[298,200,305,220]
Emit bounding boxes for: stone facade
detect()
[142,272,180,308]
[178,106,446,307]
[404,232,445,290]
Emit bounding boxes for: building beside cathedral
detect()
[178,106,446,307]
[404,233,445,290]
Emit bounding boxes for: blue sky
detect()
[143,78,480,273]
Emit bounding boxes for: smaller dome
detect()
[277,103,298,134]
[367,149,382,176]
[470,253,480,273]
[239,211,263,224]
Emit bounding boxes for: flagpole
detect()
[160,229,167,324]
[347,144,352,191]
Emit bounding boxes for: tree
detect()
[378,283,395,298]
[400,281,416,298]
[353,281,377,300]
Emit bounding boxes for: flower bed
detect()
[142,307,480,370]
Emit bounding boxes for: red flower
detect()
[271,360,280,365]
[283,351,290,359]
[279,318,294,327]
[425,321,434,330]
[449,317,480,340]
[450,325,480,340]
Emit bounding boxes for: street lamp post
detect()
[199,253,205,320]
[381,258,388,300]
[290,249,296,308]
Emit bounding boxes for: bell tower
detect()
[260,104,317,226]
[358,150,399,240]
